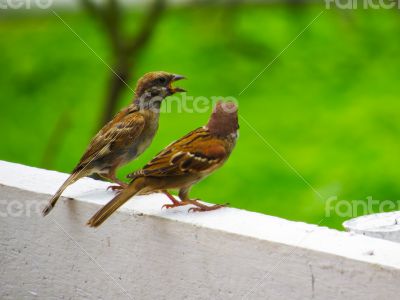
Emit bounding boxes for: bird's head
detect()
[134,71,186,109]
[207,100,239,136]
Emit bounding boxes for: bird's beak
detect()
[173,74,186,81]
[169,74,186,93]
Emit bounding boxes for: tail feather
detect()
[87,177,146,228]
[42,172,82,216]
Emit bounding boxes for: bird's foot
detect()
[107,185,124,192]
[188,201,229,213]
[162,201,190,210]
[161,191,184,209]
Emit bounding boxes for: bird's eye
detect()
[157,77,168,85]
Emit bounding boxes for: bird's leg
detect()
[100,170,128,192]
[178,187,228,213]
[163,191,180,205]
[161,190,190,209]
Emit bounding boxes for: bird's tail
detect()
[42,171,83,216]
[87,177,146,228]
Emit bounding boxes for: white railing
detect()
[1,160,400,299]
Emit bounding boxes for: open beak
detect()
[169,74,186,93]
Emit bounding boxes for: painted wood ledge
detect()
[1,160,400,300]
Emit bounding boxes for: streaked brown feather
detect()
[131,127,228,177]
[76,105,145,168]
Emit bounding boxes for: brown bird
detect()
[42,71,186,216]
[87,100,239,227]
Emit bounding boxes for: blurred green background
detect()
[1,1,400,229]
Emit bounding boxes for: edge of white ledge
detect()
[344,211,400,233]
[2,160,400,269]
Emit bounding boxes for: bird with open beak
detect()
[87,101,239,228]
[42,71,186,216]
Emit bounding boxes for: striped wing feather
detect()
[77,106,145,167]
[137,128,227,177]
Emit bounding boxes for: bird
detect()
[87,100,239,227]
[42,71,186,216]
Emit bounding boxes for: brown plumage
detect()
[42,71,186,216]
[87,101,239,227]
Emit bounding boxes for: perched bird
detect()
[42,71,186,216]
[87,101,239,227]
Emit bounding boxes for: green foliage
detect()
[2,6,400,229]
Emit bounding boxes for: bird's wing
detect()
[133,128,227,177]
[77,106,145,168]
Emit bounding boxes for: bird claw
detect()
[188,203,229,213]
[162,204,176,210]
[107,185,124,192]
[161,200,191,210]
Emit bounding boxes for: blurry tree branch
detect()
[81,0,123,55]
[126,0,165,56]
[80,0,166,128]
